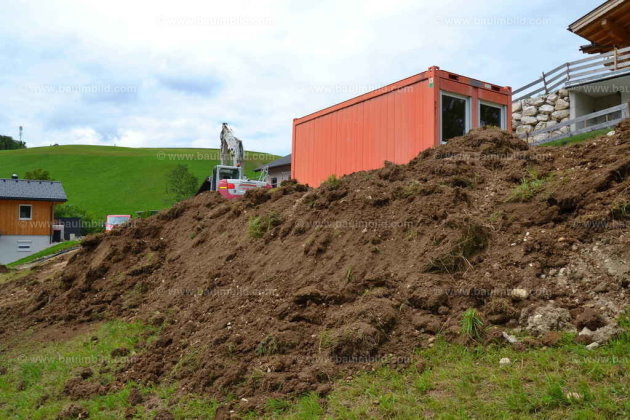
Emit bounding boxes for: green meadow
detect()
[0,145,278,221]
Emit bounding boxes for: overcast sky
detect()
[1,0,599,155]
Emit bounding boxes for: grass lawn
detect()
[6,241,80,268]
[0,145,278,221]
[0,320,222,420]
[541,128,611,147]
[0,311,627,419]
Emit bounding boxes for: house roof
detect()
[568,0,630,53]
[255,154,291,172]
[0,179,68,202]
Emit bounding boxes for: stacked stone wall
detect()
[512,88,570,143]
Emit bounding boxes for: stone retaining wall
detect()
[512,88,570,143]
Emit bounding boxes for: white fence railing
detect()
[513,46,630,102]
[522,102,630,145]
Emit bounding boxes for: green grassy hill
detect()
[0,145,278,221]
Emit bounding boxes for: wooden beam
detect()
[601,18,630,44]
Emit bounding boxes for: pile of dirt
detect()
[1,125,629,409]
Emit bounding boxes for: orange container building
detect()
[292,66,512,187]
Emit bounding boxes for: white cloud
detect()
[47,127,106,146]
[0,0,593,155]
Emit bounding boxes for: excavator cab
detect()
[210,165,242,191]
[198,164,270,199]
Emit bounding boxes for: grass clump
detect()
[611,200,630,219]
[424,223,490,273]
[322,174,341,190]
[0,268,33,286]
[248,212,283,239]
[255,336,280,356]
[460,308,484,340]
[508,169,552,202]
[392,181,422,199]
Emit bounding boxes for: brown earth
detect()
[1,124,629,409]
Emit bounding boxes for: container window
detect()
[479,102,505,129]
[19,204,32,220]
[441,93,470,143]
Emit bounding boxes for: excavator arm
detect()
[220,123,244,167]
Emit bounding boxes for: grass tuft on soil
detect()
[460,308,485,340]
[424,223,490,273]
[508,169,552,202]
[248,212,283,239]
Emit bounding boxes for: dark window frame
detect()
[479,101,505,129]
[18,204,32,221]
[440,91,471,144]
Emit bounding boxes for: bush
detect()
[166,164,199,203]
[54,204,103,235]
[24,169,53,180]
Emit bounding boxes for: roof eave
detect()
[568,0,625,34]
[0,197,68,202]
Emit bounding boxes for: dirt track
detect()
[1,125,629,409]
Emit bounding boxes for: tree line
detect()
[0,135,26,150]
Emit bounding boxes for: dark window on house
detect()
[480,103,503,128]
[17,241,32,252]
[19,204,32,220]
[271,177,278,188]
[442,94,468,143]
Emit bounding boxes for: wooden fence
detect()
[513,46,630,102]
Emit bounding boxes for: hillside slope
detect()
[0,125,628,413]
[0,145,278,221]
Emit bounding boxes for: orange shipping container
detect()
[292,66,512,187]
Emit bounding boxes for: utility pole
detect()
[19,126,23,143]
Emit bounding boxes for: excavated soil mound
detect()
[1,125,629,408]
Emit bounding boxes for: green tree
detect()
[24,168,54,180]
[166,164,199,203]
[0,135,26,150]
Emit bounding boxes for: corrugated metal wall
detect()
[293,67,511,187]
[294,78,435,187]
